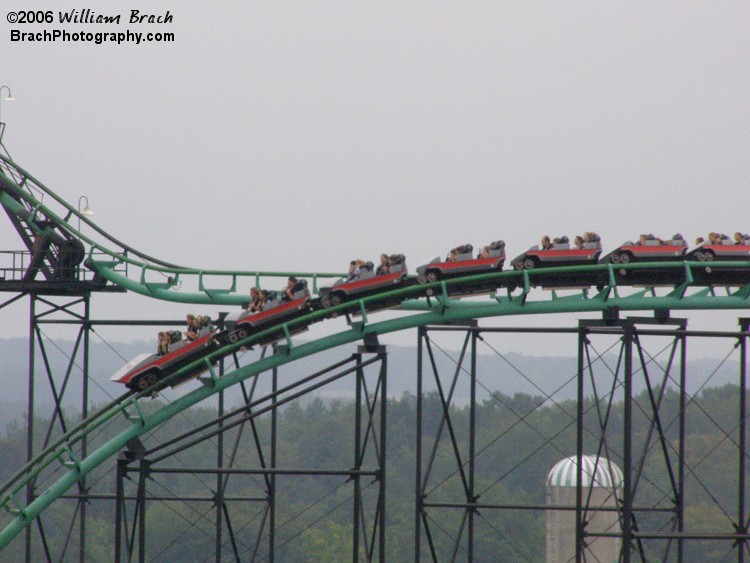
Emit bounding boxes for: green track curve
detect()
[2,263,750,549]
[3,151,750,550]
[0,153,343,300]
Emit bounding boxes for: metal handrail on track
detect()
[2,261,750,548]
[3,151,750,549]
[0,154,344,300]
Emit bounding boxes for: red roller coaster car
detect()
[601,234,687,264]
[224,280,312,343]
[687,238,750,262]
[110,327,219,391]
[319,255,408,307]
[416,242,505,283]
[512,236,601,270]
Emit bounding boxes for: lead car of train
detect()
[112,232,750,391]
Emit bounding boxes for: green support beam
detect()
[0,154,344,302]
[3,149,750,551]
[2,273,750,548]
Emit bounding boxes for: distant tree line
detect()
[0,383,747,561]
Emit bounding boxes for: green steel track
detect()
[3,150,750,549]
[0,153,343,300]
[3,264,750,548]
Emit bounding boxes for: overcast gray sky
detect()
[2,1,750,354]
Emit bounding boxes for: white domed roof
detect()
[547,455,623,489]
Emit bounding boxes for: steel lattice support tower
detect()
[112,345,388,562]
[415,318,750,562]
[22,292,93,563]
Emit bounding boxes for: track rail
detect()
[3,151,750,549]
[0,153,343,299]
[2,263,750,548]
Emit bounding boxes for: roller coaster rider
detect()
[376,254,390,276]
[283,276,300,302]
[185,315,201,341]
[246,287,267,312]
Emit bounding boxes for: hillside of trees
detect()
[1,380,748,561]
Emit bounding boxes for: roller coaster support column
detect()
[214,316,229,563]
[380,346,387,561]
[24,295,33,563]
[270,365,278,563]
[24,292,93,563]
[113,444,148,563]
[577,315,688,562]
[353,337,387,563]
[414,318,750,560]
[114,457,125,562]
[354,355,362,561]
[623,320,633,563]
[738,318,749,563]
[137,459,147,563]
[111,345,388,561]
[575,323,584,563]
[415,321,479,561]
[678,318,687,563]
[469,325,477,562]
[414,326,427,560]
